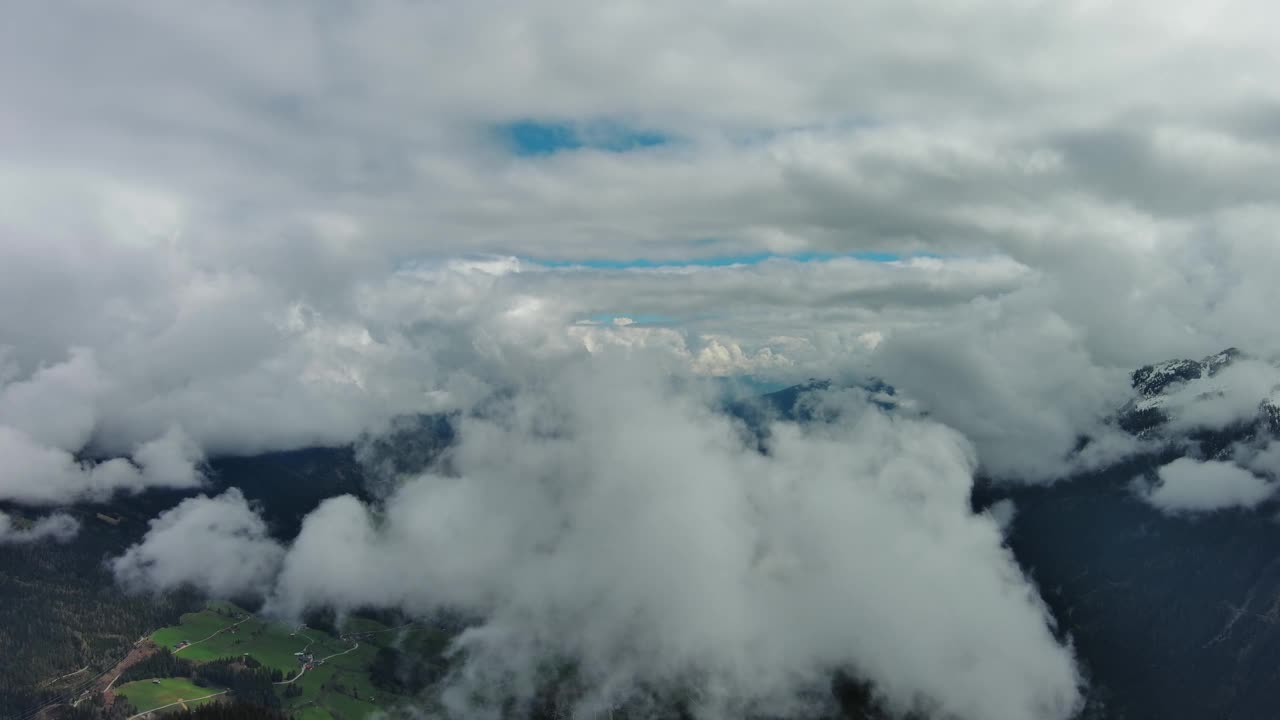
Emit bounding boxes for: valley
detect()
[110,601,438,720]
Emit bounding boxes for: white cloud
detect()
[1135,458,1275,514]
[1241,441,1280,478]
[248,359,1080,720]
[112,488,284,598]
[0,424,205,505]
[0,511,80,544]
[0,347,105,450]
[987,499,1018,535]
[5,2,1280,714]
[867,296,1141,482]
[1161,359,1280,433]
[0,1,1278,496]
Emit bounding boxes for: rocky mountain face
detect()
[251,354,1275,720]
[980,349,1280,720]
[8,352,1277,720]
[1117,347,1280,444]
[752,351,1280,719]
[1132,348,1242,398]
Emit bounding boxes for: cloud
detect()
[0,346,104,449]
[2,1,1280,498]
[987,499,1018,535]
[112,488,284,598]
[0,421,205,506]
[867,295,1141,482]
[0,511,80,544]
[7,3,1280,715]
[1135,458,1276,514]
[0,345,207,505]
[1240,441,1280,478]
[243,360,1081,720]
[1160,359,1280,433]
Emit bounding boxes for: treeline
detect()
[47,699,286,720]
[119,649,194,683]
[159,701,291,720]
[0,448,375,718]
[119,651,281,710]
[0,512,198,718]
[193,658,282,709]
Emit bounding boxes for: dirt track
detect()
[96,640,159,708]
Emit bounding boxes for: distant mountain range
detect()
[349,350,1280,719]
[731,349,1280,719]
[1118,347,1280,440]
[6,350,1280,719]
[982,350,1280,720]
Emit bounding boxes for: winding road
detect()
[173,617,251,656]
[273,641,360,686]
[37,665,88,688]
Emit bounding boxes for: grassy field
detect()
[116,677,226,713]
[142,602,430,719]
[281,641,411,720]
[150,609,243,652]
[149,603,350,675]
[175,617,337,674]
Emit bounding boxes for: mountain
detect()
[743,352,1280,719]
[724,378,899,454]
[6,353,1280,719]
[979,349,1280,719]
[1117,347,1280,439]
[0,446,372,718]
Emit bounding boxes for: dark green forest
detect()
[0,504,197,718]
[0,447,369,718]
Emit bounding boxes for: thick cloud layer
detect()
[116,361,1081,719]
[0,422,205,505]
[6,2,1280,715]
[2,0,1280,502]
[0,348,207,505]
[1135,458,1276,514]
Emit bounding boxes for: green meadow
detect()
[115,677,226,714]
[141,602,429,719]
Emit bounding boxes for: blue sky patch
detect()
[501,120,669,156]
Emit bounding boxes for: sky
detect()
[3,1,1280,718]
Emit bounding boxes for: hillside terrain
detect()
[0,448,369,719]
[979,350,1280,719]
[105,601,447,720]
[5,350,1280,719]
